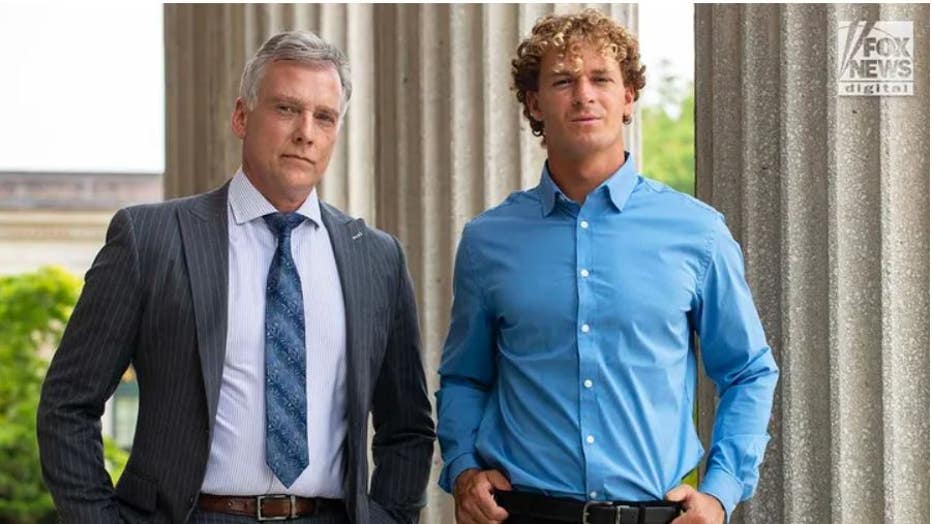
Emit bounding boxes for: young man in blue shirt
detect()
[436,10,779,524]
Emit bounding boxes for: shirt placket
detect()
[575,211,603,501]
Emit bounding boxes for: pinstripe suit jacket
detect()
[37,182,435,524]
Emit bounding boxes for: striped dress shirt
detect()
[201,169,347,497]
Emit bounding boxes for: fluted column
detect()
[696,4,929,523]
[164,4,376,222]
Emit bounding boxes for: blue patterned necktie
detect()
[263,212,308,487]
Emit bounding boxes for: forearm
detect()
[36,407,120,522]
[369,408,435,512]
[436,377,490,492]
[700,346,779,519]
[695,217,780,519]
[369,237,436,520]
[437,223,497,492]
[37,323,132,522]
[369,436,434,524]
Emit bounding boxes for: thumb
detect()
[665,484,693,503]
[486,470,513,491]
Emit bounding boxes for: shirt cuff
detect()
[698,467,743,523]
[439,453,483,493]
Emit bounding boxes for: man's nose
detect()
[293,111,315,144]
[572,77,596,105]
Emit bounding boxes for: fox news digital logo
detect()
[838,21,913,96]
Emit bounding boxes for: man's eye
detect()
[553,79,571,87]
[316,113,337,125]
[277,105,297,114]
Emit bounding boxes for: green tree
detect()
[641,64,695,196]
[0,266,127,523]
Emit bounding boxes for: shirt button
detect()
[580,220,590,229]
[586,435,595,444]
[590,491,598,500]
[581,323,590,333]
[584,379,593,388]
[580,269,590,278]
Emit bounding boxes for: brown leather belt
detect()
[197,493,344,521]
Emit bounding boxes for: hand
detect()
[665,484,725,524]
[453,468,512,524]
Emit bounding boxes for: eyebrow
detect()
[270,95,304,106]
[550,67,612,75]
[270,96,340,118]
[315,106,340,120]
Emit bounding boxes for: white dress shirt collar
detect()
[229,168,322,228]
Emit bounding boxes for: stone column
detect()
[696,4,929,523]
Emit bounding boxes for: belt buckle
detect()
[582,501,633,524]
[256,494,296,521]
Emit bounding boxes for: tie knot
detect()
[263,212,305,238]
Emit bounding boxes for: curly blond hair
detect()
[511,9,647,138]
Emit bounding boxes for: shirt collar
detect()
[535,151,639,216]
[228,168,321,227]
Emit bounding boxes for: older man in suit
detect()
[37,31,435,524]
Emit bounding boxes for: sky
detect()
[0,3,164,173]
[0,3,692,174]
[638,2,695,106]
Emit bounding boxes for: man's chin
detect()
[560,137,615,157]
[268,169,319,196]
[277,166,319,185]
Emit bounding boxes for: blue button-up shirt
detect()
[436,154,778,520]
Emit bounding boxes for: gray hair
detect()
[239,30,352,116]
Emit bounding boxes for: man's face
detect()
[232,60,343,207]
[527,41,634,161]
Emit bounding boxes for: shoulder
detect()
[633,175,726,233]
[122,183,228,223]
[320,201,403,257]
[105,185,230,261]
[462,188,540,239]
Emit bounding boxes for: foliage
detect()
[0,266,127,523]
[640,62,696,196]
[104,437,128,485]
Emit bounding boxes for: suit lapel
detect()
[178,183,230,430]
[320,203,368,431]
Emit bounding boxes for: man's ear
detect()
[231,97,249,139]
[624,86,635,113]
[527,91,544,122]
